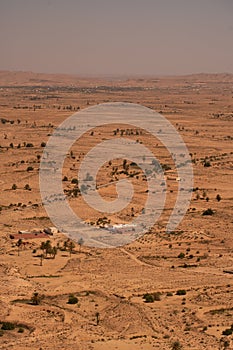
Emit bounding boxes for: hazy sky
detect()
[0,0,233,75]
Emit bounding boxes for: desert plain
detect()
[0,71,232,350]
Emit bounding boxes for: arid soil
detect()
[0,71,232,350]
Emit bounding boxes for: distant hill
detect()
[0,70,232,87]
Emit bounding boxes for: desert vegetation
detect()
[0,72,232,350]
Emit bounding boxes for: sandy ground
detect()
[0,71,232,350]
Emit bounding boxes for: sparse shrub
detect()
[62,176,68,182]
[178,252,185,259]
[80,184,87,193]
[71,178,78,184]
[176,289,187,296]
[95,312,100,325]
[222,328,233,336]
[1,322,15,330]
[24,184,31,190]
[171,341,183,350]
[31,292,41,305]
[41,142,46,147]
[26,166,34,172]
[12,183,17,190]
[202,208,214,216]
[143,293,154,303]
[18,327,24,333]
[85,172,94,181]
[216,194,221,202]
[204,160,211,167]
[26,143,34,148]
[67,294,78,304]
[153,292,161,301]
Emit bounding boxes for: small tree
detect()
[40,253,44,266]
[24,184,31,190]
[51,246,57,259]
[68,241,75,256]
[216,194,221,202]
[63,239,69,251]
[31,292,41,305]
[40,240,52,257]
[78,237,84,252]
[95,312,100,325]
[16,238,23,256]
[12,184,17,190]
